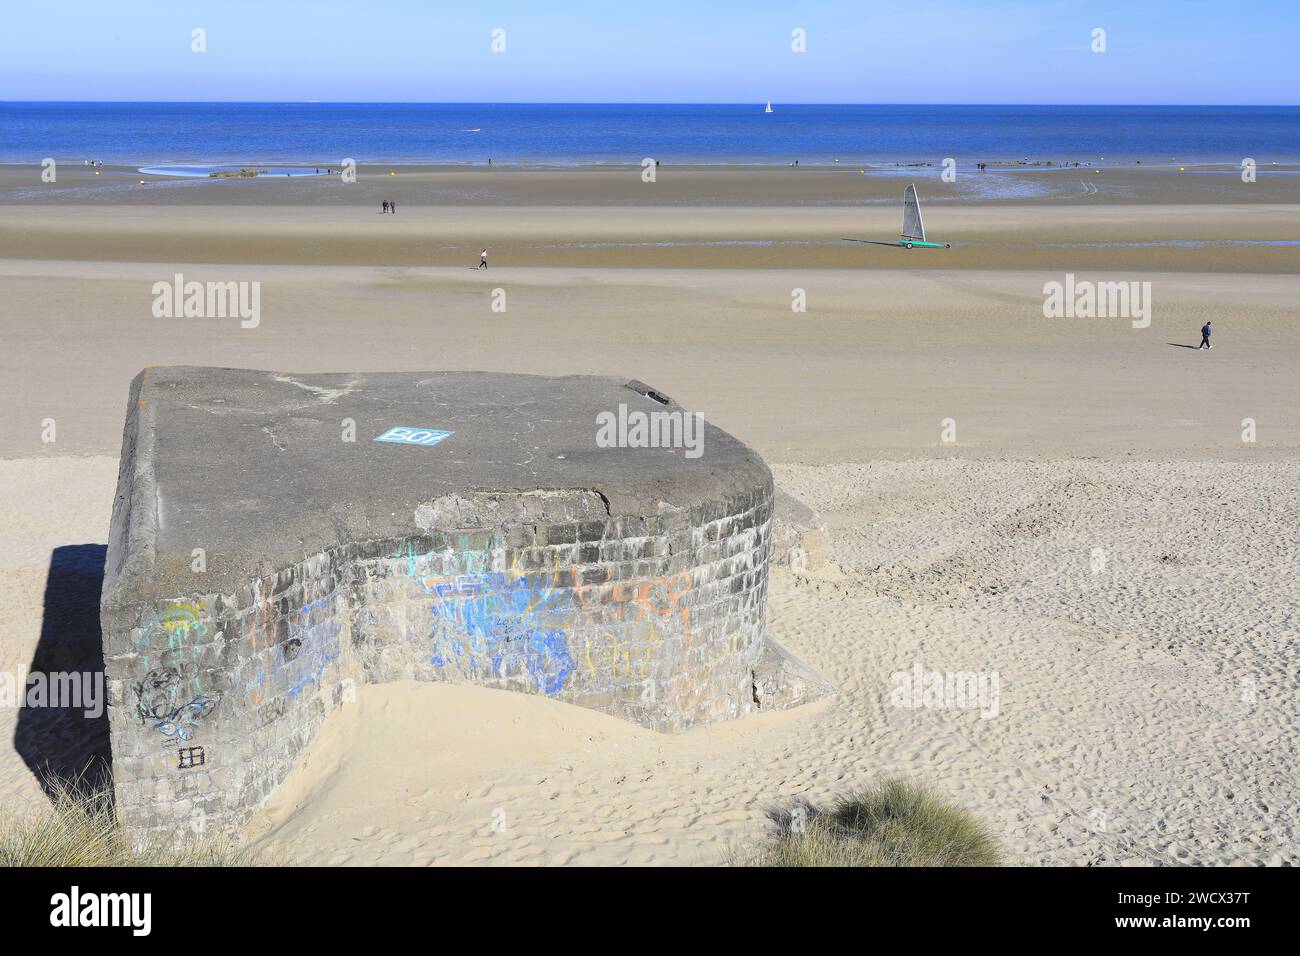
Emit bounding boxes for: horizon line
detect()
[3,100,1298,108]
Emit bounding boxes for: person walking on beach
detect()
[389,200,396,214]
[382,200,389,214]
[1198,321,1212,350]
[478,248,489,269]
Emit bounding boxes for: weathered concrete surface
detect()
[772,488,831,572]
[101,367,832,844]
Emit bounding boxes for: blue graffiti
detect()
[420,571,574,696]
[284,597,341,699]
[501,629,570,696]
[134,667,217,740]
[154,696,216,740]
[249,595,341,703]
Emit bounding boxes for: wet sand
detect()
[5,161,1298,206]
[0,202,1297,273]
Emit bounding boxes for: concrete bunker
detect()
[101,367,831,843]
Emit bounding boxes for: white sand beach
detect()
[0,170,1296,865]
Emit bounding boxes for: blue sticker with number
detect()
[374,426,455,447]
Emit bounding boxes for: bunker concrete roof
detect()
[104,366,771,602]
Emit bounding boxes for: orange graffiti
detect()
[571,565,692,653]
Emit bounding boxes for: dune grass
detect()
[735,778,1001,867]
[0,779,255,867]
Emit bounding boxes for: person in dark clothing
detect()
[1198,321,1212,350]
[389,200,396,214]
[382,200,389,214]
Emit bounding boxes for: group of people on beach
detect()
[373,199,488,269]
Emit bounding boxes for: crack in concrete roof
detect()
[272,373,358,404]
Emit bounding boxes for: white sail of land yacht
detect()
[902,183,925,242]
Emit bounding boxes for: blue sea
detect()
[0,103,1294,167]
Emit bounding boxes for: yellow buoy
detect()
[1179,166,1185,171]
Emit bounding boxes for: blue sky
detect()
[1,0,1295,103]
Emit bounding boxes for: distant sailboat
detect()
[764,101,773,113]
